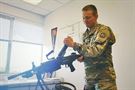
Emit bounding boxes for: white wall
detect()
[44,0,135,90]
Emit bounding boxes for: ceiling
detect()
[0,0,73,16]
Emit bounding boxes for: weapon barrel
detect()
[8,73,21,80]
[8,69,32,80]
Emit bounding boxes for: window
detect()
[0,41,8,72]
[0,14,44,74]
[13,20,44,44]
[0,14,12,73]
[0,17,10,40]
[10,42,42,73]
[10,20,44,73]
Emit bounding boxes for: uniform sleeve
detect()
[73,26,115,58]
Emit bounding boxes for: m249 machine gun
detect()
[8,45,81,90]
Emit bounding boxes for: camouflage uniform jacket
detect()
[73,23,116,82]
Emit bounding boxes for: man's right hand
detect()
[77,56,84,62]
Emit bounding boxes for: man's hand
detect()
[77,56,84,62]
[64,36,75,47]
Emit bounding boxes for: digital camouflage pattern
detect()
[73,24,117,90]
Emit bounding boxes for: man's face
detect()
[83,10,98,28]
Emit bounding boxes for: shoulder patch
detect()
[94,26,110,44]
[100,32,106,38]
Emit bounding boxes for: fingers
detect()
[67,36,70,38]
[67,36,73,40]
[63,36,73,44]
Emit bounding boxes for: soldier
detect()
[64,5,117,90]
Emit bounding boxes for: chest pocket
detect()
[83,32,97,47]
[83,26,100,46]
[83,34,92,45]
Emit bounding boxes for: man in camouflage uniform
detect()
[64,5,117,90]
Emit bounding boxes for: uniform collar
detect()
[87,23,98,35]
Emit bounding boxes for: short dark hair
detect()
[82,4,98,15]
